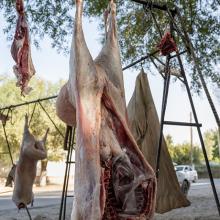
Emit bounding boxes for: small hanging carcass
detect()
[12,115,48,209]
[11,0,35,95]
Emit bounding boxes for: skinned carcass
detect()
[56,0,156,220]
[127,70,190,213]
[12,115,48,209]
[11,0,35,96]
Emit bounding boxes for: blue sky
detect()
[0,13,219,144]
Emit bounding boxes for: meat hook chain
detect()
[28,102,37,126]
[38,101,65,138]
[1,119,14,166]
[25,205,33,220]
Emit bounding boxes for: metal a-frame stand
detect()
[155,45,220,217]
[140,3,220,217]
[127,0,220,216]
[59,126,75,220]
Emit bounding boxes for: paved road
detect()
[0,179,219,215]
[189,179,220,197]
[0,187,74,212]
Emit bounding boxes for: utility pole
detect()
[190,112,193,166]
[218,126,220,157]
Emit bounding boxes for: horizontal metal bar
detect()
[122,50,159,71]
[66,195,74,198]
[131,0,176,14]
[170,50,187,59]
[0,52,163,112]
[0,95,57,111]
[65,161,75,164]
[164,121,202,127]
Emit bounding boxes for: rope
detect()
[38,101,64,138]
[25,205,32,220]
[2,112,14,166]
[28,102,37,126]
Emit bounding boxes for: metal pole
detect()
[190,112,193,166]
[63,127,75,220]
[59,126,72,220]
[122,50,159,71]
[218,126,220,158]
[59,126,75,220]
[175,48,220,216]
[0,95,57,111]
[156,56,171,178]
[130,0,176,15]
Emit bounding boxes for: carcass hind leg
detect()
[71,200,82,220]
[109,0,116,15]
[75,0,83,4]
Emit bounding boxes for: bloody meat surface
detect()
[56,1,156,219]
[11,0,35,95]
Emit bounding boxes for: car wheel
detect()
[181,180,190,196]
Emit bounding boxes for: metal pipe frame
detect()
[156,56,171,178]
[0,95,57,111]
[130,0,176,15]
[59,126,75,220]
[164,121,202,127]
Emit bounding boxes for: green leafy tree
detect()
[204,129,220,161]
[0,75,66,168]
[204,129,215,160]
[165,134,175,159]
[166,135,203,165]
[192,146,203,165]
[1,0,220,91]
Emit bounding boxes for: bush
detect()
[195,164,220,178]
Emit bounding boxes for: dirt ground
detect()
[0,179,219,220]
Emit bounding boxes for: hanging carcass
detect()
[127,70,190,213]
[12,115,48,209]
[11,0,35,96]
[56,0,156,219]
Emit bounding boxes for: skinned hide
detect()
[127,70,190,213]
[56,83,76,126]
[11,0,35,95]
[57,1,156,220]
[12,115,48,208]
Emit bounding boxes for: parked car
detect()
[175,165,198,195]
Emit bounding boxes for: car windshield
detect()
[175,166,184,171]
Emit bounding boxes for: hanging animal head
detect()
[0,113,10,126]
[22,114,48,160]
